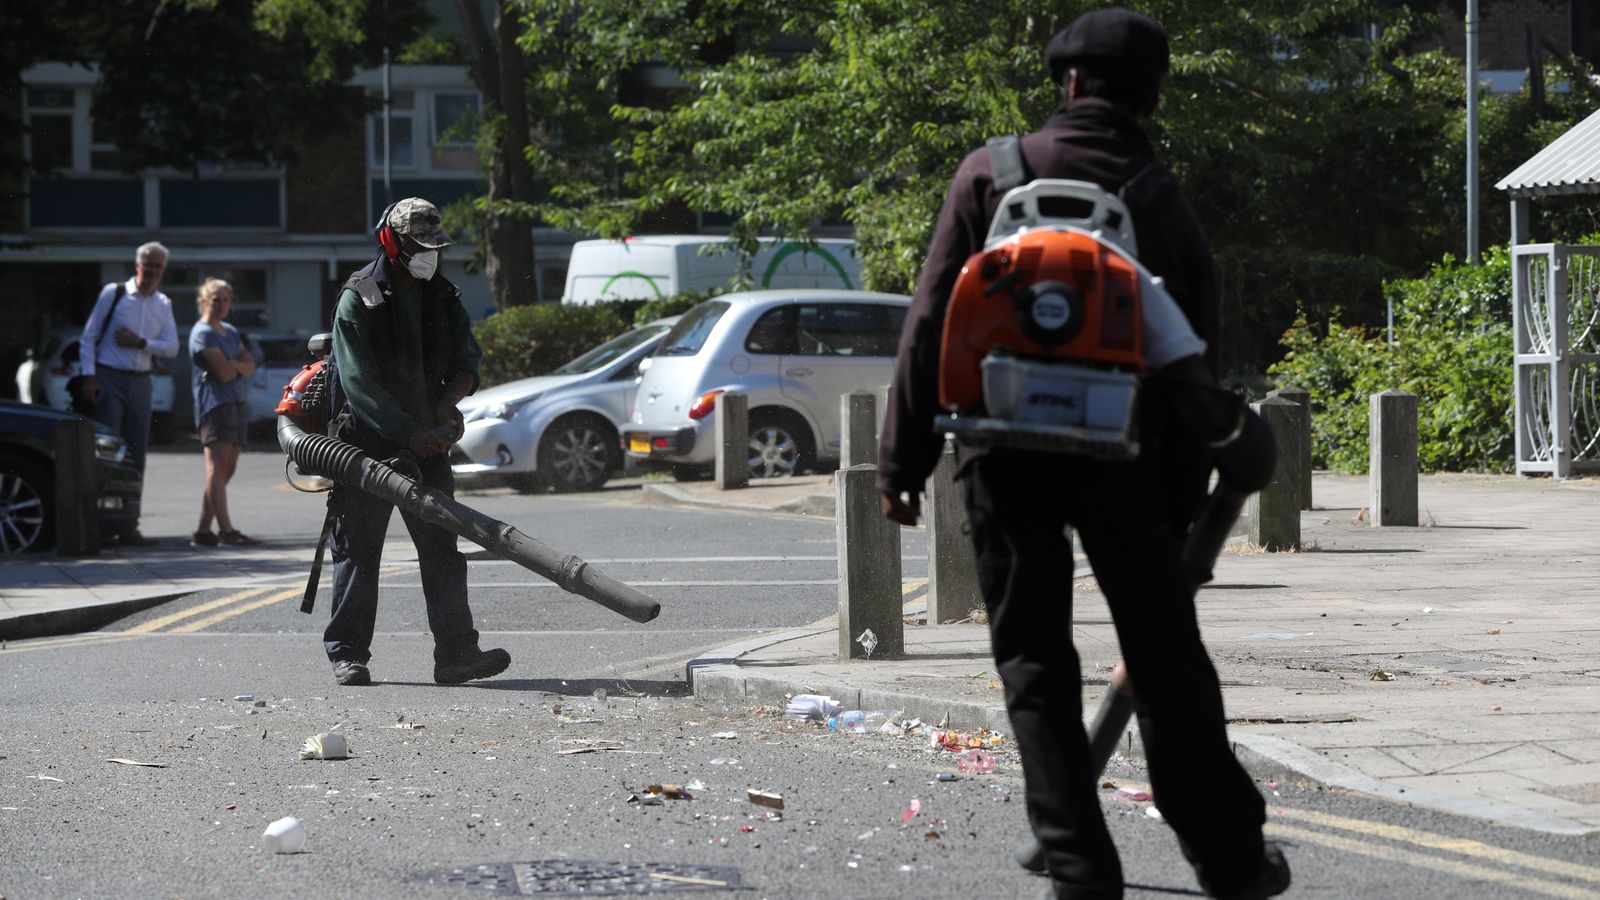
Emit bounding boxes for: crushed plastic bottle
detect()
[826,709,899,734]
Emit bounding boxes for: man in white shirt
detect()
[77,241,180,546]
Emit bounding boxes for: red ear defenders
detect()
[375,201,401,260]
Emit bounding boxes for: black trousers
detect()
[963,449,1265,898]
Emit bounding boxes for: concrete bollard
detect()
[1369,390,1418,526]
[714,391,749,490]
[1267,384,1312,510]
[53,418,99,556]
[840,391,877,469]
[836,464,903,660]
[1247,395,1301,551]
[925,442,980,624]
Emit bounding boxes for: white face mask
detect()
[405,249,439,281]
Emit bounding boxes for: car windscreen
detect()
[552,325,670,375]
[655,301,729,357]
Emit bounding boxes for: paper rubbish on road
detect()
[106,758,167,768]
[261,816,306,853]
[746,789,784,810]
[784,694,843,722]
[298,732,349,760]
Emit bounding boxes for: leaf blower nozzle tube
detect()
[277,415,660,624]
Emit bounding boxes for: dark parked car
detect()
[0,400,143,553]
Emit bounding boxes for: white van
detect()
[562,235,863,305]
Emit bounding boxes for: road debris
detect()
[900,798,922,823]
[299,733,349,760]
[1113,787,1151,801]
[261,816,306,853]
[105,758,166,768]
[785,694,843,722]
[1370,668,1397,682]
[710,731,739,739]
[746,789,784,810]
[650,872,727,887]
[553,740,625,756]
[956,749,995,775]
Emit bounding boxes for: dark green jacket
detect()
[331,256,481,447]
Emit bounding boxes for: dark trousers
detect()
[963,449,1265,898]
[91,367,152,520]
[324,452,480,665]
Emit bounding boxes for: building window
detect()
[432,92,480,147]
[25,88,75,172]
[89,116,124,172]
[370,90,415,169]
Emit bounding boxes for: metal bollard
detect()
[1247,395,1301,551]
[715,390,749,490]
[53,418,99,556]
[925,442,980,624]
[836,464,903,660]
[1267,384,1312,509]
[1369,390,1418,526]
[840,391,877,469]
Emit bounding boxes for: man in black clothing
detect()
[878,9,1288,899]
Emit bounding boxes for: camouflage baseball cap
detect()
[386,197,455,249]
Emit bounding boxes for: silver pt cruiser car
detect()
[624,290,910,478]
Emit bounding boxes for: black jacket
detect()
[877,98,1219,494]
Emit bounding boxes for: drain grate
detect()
[415,860,743,895]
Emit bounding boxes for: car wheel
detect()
[0,455,53,554]
[747,411,812,478]
[538,414,618,492]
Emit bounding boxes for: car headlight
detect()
[484,395,540,421]
[95,432,127,464]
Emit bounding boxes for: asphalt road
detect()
[4,447,1600,898]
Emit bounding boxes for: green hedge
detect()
[471,290,722,387]
[1267,247,1515,474]
[473,304,629,387]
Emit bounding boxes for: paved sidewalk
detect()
[657,470,1600,837]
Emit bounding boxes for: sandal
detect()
[218,529,262,546]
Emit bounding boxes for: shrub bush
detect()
[1267,247,1514,473]
[472,303,628,387]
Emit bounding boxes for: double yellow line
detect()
[1268,807,1600,899]
[123,586,305,634]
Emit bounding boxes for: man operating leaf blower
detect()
[878,9,1289,900]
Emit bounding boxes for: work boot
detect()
[434,647,511,685]
[1197,841,1291,900]
[332,660,372,686]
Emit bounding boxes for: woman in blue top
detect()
[188,278,261,547]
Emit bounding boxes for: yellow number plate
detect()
[629,436,650,454]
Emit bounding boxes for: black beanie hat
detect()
[1046,7,1171,85]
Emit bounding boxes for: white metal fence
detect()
[1513,243,1600,476]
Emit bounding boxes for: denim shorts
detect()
[199,400,250,447]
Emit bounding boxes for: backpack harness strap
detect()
[986,135,1029,194]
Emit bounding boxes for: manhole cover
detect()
[415,860,743,895]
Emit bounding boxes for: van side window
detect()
[745,306,796,355]
[876,305,908,356]
[792,303,883,356]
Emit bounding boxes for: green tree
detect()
[1,0,428,176]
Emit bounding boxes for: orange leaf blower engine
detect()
[933,179,1205,458]
[274,333,335,434]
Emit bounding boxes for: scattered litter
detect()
[924,829,941,840]
[1370,669,1397,682]
[557,716,603,725]
[253,700,267,708]
[685,779,707,791]
[710,731,739,740]
[1422,607,1433,614]
[936,773,962,782]
[746,789,785,810]
[630,792,664,806]
[1113,787,1151,801]
[785,694,844,722]
[393,722,425,730]
[261,816,306,854]
[709,757,738,766]
[29,775,64,782]
[648,784,694,800]
[553,740,625,755]
[592,688,608,703]
[651,872,727,887]
[956,749,995,775]
[900,799,922,823]
[233,694,254,702]
[1266,780,1279,790]
[1145,807,1163,821]
[105,758,166,768]
[928,728,1005,752]
[856,628,879,657]
[1245,632,1301,641]
[298,733,349,761]
[739,825,756,833]
[1486,629,1501,636]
